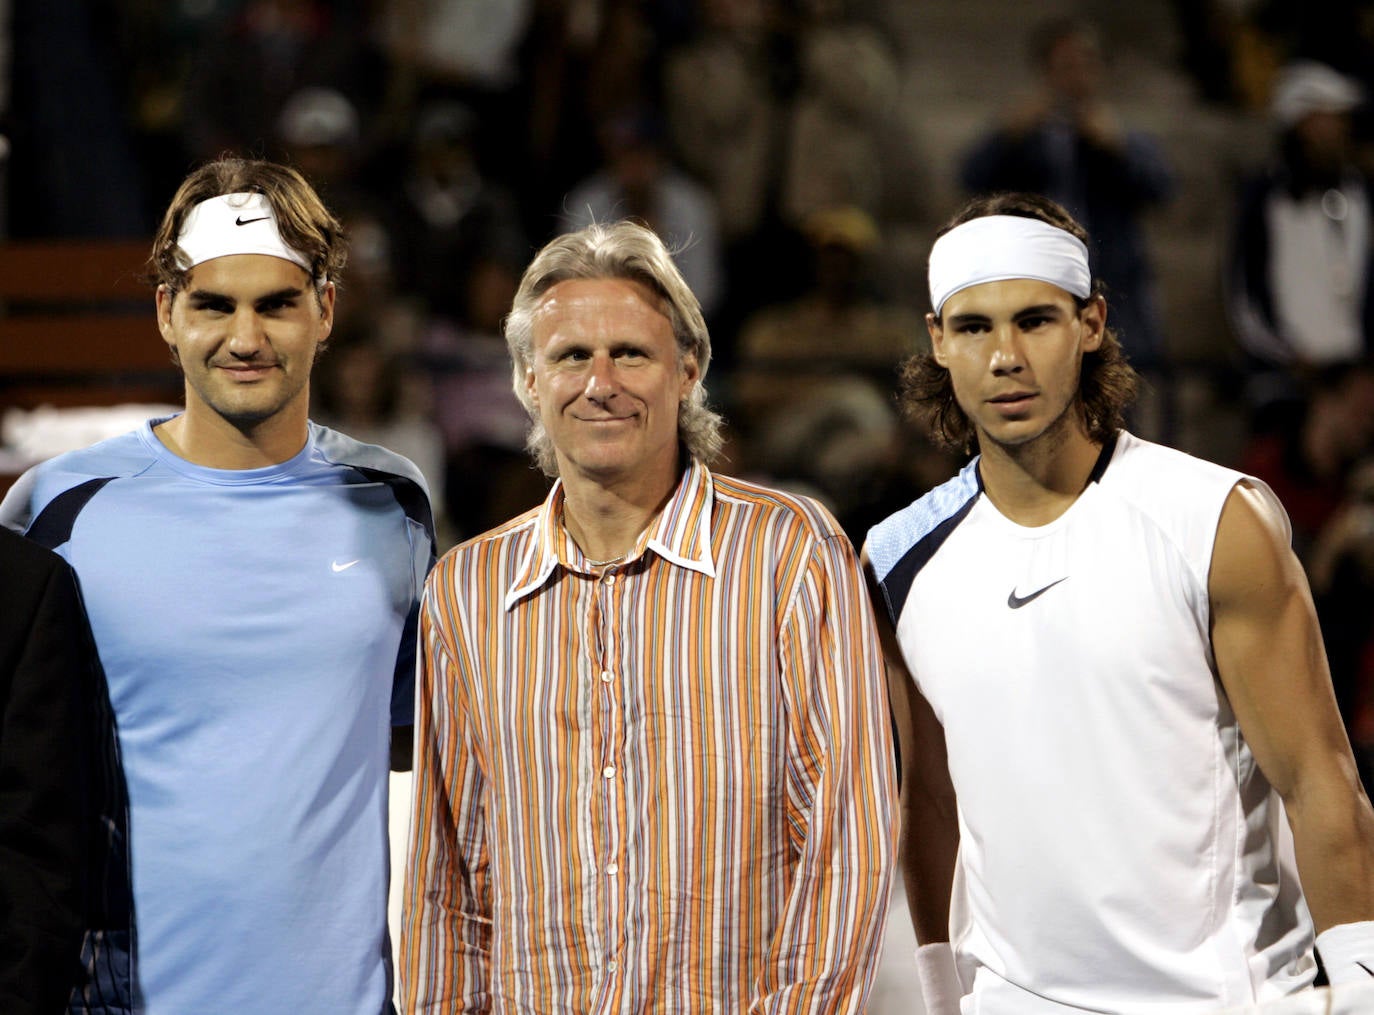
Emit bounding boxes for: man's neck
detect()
[976,422,1105,527]
[559,459,683,563]
[154,406,309,470]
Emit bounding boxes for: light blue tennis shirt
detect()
[2,419,434,1013]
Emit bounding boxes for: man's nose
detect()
[583,353,618,400]
[227,310,267,357]
[989,326,1025,375]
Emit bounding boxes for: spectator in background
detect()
[327,202,425,362]
[180,0,388,163]
[418,254,543,542]
[1239,361,1374,563]
[1226,60,1372,416]
[386,100,527,326]
[274,86,367,211]
[733,206,925,533]
[661,0,805,363]
[1236,1,1374,136]
[736,206,921,410]
[779,14,904,229]
[373,0,531,99]
[517,0,687,241]
[959,17,1173,367]
[559,106,724,320]
[664,0,787,247]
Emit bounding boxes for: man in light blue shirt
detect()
[1,157,434,1013]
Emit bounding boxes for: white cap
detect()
[175,192,313,275]
[1271,60,1364,128]
[276,87,360,148]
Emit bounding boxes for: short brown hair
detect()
[148,157,345,306]
[900,192,1139,452]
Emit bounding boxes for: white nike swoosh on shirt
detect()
[331,559,361,572]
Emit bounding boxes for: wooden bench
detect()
[0,238,182,497]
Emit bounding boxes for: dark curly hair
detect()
[900,192,1139,452]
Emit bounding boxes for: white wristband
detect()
[1315,920,1374,985]
[914,941,963,1015]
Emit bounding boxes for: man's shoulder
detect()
[709,470,846,540]
[1103,432,1243,511]
[1096,433,1253,565]
[310,423,437,542]
[458,503,542,552]
[35,427,152,479]
[310,423,430,493]
[1,428,154,532]
[865,461,981,585]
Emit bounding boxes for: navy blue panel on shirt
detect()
[880,493,980,625]
[26,477,116,550]
[352,466,437,564]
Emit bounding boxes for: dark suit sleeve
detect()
[0,543,93,1013]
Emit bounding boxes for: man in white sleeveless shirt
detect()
[864,192,1374,1013]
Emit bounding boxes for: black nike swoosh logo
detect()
[235,215,269,226]
[1007,577,1068,609]
[1359,960,1374,977]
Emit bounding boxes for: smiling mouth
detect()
[216,363,280,381]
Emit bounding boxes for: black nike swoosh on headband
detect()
[235,215,270,226]
[1359,960,1374,977]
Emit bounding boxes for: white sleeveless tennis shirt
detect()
[867,431,1316,1013]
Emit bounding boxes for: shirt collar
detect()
[503,458,718,611]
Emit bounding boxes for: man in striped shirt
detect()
[400,220,898,1011]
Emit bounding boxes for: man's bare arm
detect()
[862,549,960,943]
[1210,482,1374,933]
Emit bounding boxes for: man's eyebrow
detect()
[1012,303,1064,318]
[186,288,232,302]
[253,287,307,303]
[947,312,991,326]
[186,286,307,303]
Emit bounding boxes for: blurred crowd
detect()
[7,0,1374,777]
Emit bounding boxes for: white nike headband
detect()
[928,215,1092,316]
[175,192,314,275]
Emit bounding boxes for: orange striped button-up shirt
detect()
[400,460,898,1013]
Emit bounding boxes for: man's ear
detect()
[927,312,948,367]
[524,364,538,408]
[317,280,337,330]
[1080,294,1106,353]
[678,352,700,401]
[156,285,178,358]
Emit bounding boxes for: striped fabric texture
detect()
[401,460,898,1012]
